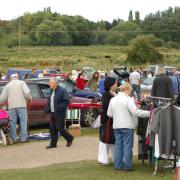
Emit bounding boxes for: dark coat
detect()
[99,91,115,144]
[151,74,173,98]
[45,86,70,118]
[53,86,70,117]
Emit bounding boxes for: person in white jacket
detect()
[107,83,150,171]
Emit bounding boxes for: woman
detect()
[88,71,100,91]
[65,72,75,86]
[75,73,86,90]
[98,77,117,165]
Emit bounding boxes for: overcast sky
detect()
[1,0,180,22]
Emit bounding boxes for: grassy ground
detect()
[0,45,179,73]
[30,127,99,137]
[0,128,174,179]
[0,158,174,180]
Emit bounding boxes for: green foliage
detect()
[126,36,164,64]
[0,7,180,47]
[165,41,180,49]
[106,21,141,45]
[128,10,133,22]
[141,7,180,43]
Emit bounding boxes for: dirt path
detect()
[0,135,138,170]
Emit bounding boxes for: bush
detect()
[126,37,164,65]
[165,41,180,49]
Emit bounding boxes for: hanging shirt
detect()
[50,91,55,113]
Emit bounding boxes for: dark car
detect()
[27,77,102,101]
[0,81,101,127]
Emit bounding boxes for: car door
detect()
[27,83,50,125]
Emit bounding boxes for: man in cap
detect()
[0,73,32,143]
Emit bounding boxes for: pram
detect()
[0,108,11,145]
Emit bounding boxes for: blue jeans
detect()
[8,108,28,142]
[114,129,134,170]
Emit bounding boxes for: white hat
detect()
[10,73,18,80]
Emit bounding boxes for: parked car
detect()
[147,65,175,76]
[0,81,101,127]
[140,77,155,99]
[83,67,95,80]
[27,78,102,101]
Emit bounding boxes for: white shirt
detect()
[50,91,55,112]
[129,71,140,85]
[107,92,150,129]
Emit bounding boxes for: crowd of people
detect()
[97,66,180,171]
[0,65,179,172]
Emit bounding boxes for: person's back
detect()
[3,79,31,109]
[170,75,180,95]
[151,74,173,98]
[98,77,105,94]
[129,71,140,85]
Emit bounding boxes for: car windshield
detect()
[141,77,155,85]
[148,66,156,72]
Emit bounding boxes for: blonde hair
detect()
[120,82,132,92]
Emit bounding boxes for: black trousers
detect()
[49,113,73,145]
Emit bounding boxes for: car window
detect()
[27,84,41,99]
[59,82,73,93]
[141,78,155,86]
[39,84,51,98]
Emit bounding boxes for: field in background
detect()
[0,45,179,73]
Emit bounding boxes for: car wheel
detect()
[80,108,99,127]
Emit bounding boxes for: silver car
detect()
[140,77,155,99]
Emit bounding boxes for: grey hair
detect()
[157,67,166,75]
[50,77,59,84]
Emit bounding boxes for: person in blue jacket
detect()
[46,77,74,149]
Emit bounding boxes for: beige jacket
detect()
[0,79,32,109]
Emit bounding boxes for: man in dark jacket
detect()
[46,77,74,149]
[151,67,173,98]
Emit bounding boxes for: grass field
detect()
[0,159,174,180]
[0,45,179,73]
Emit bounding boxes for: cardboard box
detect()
[68,124,81,137]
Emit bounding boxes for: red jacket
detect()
[76,77,86,90]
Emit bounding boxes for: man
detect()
[46,77,74,149]
[0,73,32,143]
[98,73,106,94]
[170,68,180,101]
[129,68,141,100]
[29,69,36,78]
[107,83,150,171]
[151,67,173,98]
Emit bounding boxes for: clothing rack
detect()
[146,96,175,176]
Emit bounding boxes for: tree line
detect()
[0,7,180,48]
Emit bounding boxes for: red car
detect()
[0,81,101,127]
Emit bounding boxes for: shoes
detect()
[46,144,57,149]
[66,137,74,147]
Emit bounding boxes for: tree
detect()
[126,36,164,65]
[35,19,70,45]
[106,21,141,45]
[128,10,133,22]
[135,11,140,25]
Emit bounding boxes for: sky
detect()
[1,0,180,22]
